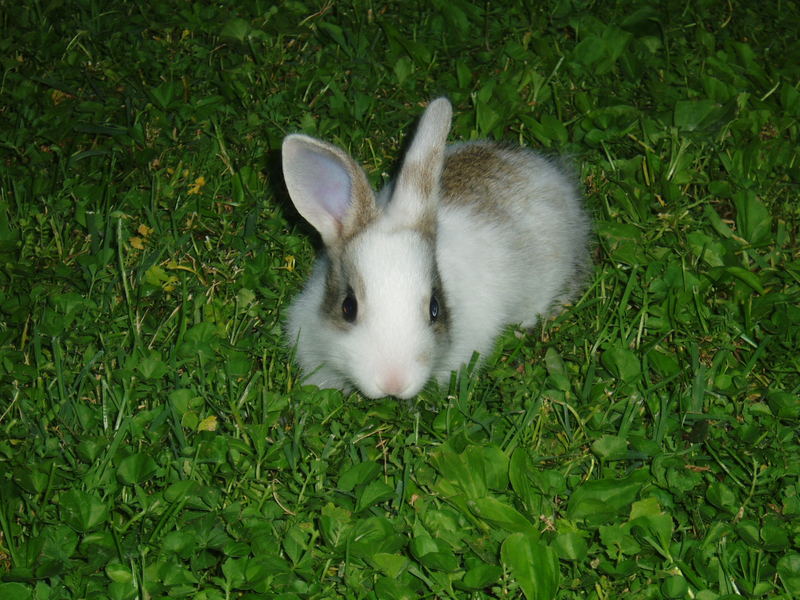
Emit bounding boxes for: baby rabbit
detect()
[283,98,590,399]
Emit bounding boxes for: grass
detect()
[1,0,799,598]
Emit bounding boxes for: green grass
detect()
[1,0,799,598]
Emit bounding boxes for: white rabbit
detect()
[283,98,590,399]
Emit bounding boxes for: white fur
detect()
[284,98,590,399]
[287,224,441,399]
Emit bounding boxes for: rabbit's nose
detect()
[378,370,412,398]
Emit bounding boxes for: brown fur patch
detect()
[393,155,441,240]
[415,210,438,242]
[441,143,526,218]
[340,161,378,243]
[402,159,436,200]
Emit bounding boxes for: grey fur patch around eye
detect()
[320,246,365,330]
[430,263,450,337]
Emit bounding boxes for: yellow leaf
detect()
[188,175,206,195]
[129,236,145,250]
[197,415,218,432]
[51,89,71,105]
[161,276,179,292]
[138,224,154,237]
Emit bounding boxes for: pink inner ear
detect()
[303,149,353,222]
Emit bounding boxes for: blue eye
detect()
[429,294,440,322]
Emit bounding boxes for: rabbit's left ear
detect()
[389,98,452,230]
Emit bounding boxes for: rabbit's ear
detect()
[282,134,377,246]
[390,98,453,230]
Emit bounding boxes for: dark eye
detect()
[429,293,440,323]
[342,290,357,323]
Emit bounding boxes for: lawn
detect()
[1,1,799,598]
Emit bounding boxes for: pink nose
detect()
[378,371,409,398]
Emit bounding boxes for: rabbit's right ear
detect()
[282,134,377,246]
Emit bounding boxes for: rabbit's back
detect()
[433,142,591,377]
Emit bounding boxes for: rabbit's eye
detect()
[342,290,357,323]
[429,293,440,323]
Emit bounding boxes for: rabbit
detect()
[282,97,591,399]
